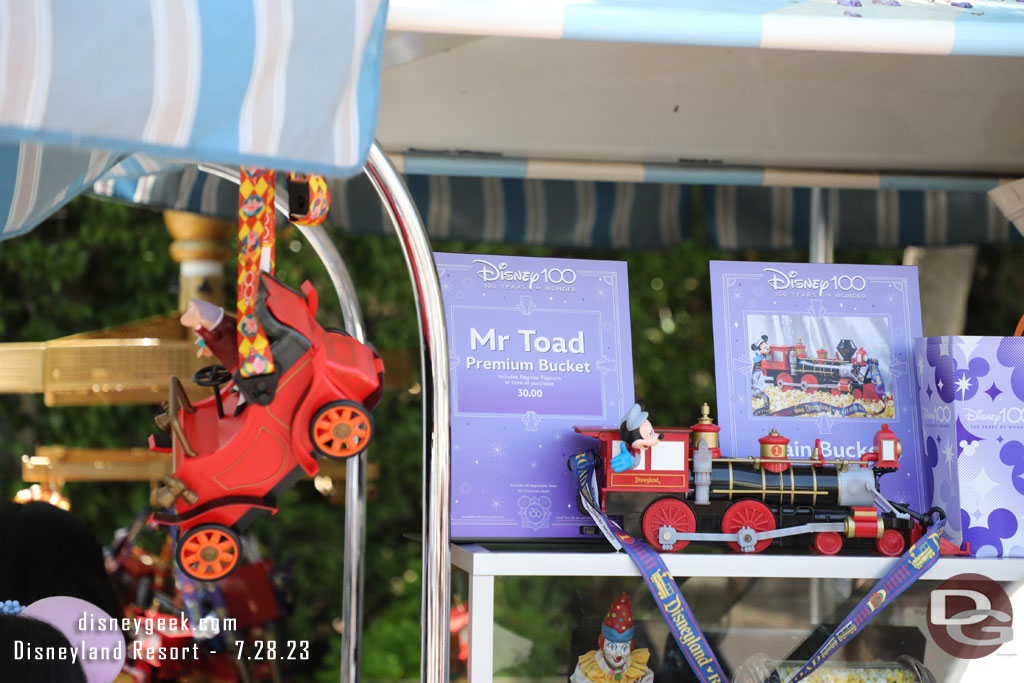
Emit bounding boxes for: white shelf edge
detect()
[386,0,1024,58]
[451,544,1024,582]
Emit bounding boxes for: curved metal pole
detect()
[197,162,370,681]
[362,142,451,683]
[290,226,368,683]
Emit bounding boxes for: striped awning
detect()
[388,0,1024,57]
[2,1,1021,246]
[86,162,1020,250]
[0,0,387,238]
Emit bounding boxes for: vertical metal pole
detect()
[363,142,451,683]
[196,163,372,681]
[294,227,369,683]
[808,187,836,264]
[809,577,821,624]
[468,575,494,682]
[808,186,835,627]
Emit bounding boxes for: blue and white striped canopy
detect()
[388,0,1024,56]
[0,0,387,238]
[1,0,1022,246]
[87,161,1019,250]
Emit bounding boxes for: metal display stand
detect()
[198,162,385,679]
[364,144,452,683]
[205,148,454,682]
[452,544,1024,681]
[193,148,452,682]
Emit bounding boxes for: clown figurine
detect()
[611,401,663,473]
[571,593,654,683]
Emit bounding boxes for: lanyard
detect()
[570,451,945,683]
[571,452,727,683]
[778,516,944,683]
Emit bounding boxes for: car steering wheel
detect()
[193,364,232,388]
[192,365,232,419]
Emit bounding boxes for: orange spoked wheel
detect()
[311,400,374,459]
[177,524,240,581]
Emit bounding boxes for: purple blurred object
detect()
[20,596,126,683]
[873,0,900,5]
[189,298,225,328]
[915,336,1024,557]
[844,10,862,15]
[951,1,972,7]
[838,0,862,6]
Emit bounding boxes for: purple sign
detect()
[710,261,925,510]
[915,336,1024,557]
[436,253,634,539]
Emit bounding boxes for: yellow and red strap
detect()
[237,167,276,378]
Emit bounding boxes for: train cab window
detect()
[772,349,786,362]
[650,440,687,472]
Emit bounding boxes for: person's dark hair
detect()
[0,613,87,682]
[0,502,123,622]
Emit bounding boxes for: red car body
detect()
[150,273,384,580]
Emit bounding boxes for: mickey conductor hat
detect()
[622,403,648,432]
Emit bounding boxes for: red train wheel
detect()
[311,400,374,459]
[721,500,775,553]
[813,531,843,556]
[876,529,906,557]
[642,498,696,552]
[800,374,819,394]
[775,372,794,392]
[177,524,240,581]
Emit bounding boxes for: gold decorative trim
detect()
[267,357,312,429]
[712,487,824,497]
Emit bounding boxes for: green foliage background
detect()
[1,196,1020,679]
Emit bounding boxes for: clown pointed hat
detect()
[601,592,635,643]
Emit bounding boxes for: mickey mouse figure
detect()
[750,334,771,389]
[611,401,663,473]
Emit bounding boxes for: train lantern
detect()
[574,404,961,557]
